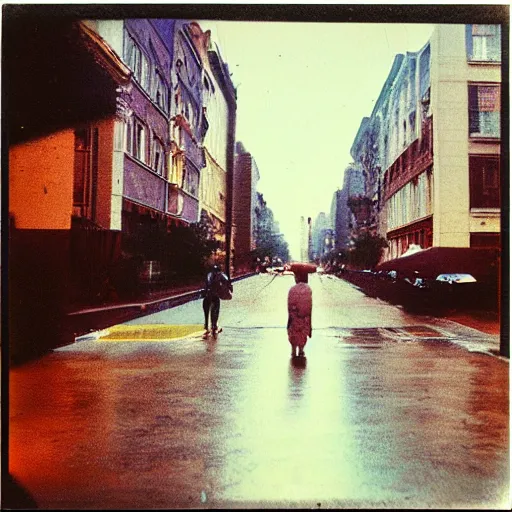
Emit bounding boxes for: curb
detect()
[68,288,201,317]
[419,316,504,359]
[75,328,111,342]
[67,273,256,342]
[68,272,256,317]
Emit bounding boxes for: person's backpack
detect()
[211,272,233,300]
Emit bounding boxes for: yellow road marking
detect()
[98,324,204,342]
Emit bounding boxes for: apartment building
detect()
[351,24,501,262]
[167,20,207,225]
[7,17,237,361]
[189,22,237,265]
[331,165,366,250]
[311,212,334,261]
[7,19,132,361]
[233,142,260,268]
[430,24,501,251]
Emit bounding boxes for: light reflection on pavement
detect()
[9,274,509,509]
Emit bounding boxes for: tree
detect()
[253,231,290,264]
[167,221,219,279]
[349,231,388,269]
[253,193,290,263]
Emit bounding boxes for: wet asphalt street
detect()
[9,274,509,509]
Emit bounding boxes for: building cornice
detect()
[77,21,131,85]
[208,47,237,104]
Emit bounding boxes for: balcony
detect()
[173,115,206,170]
[182,128,205,169]
[167,184,199,224]
[384,117,433,201]
[124,155,166,212]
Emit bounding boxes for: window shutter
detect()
[465,25,473,59]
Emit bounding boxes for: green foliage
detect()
[122,216,220,280]
[254,230,290,263]
[167,222,219,278]
[349,231,388,269]
[124,219,167,261]
[253,194,290,263]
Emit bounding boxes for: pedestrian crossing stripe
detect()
[97,324,204,342]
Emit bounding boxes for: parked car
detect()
[435,273,477,284]
[374,247,498,312]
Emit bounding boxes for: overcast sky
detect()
[199,20,435,260]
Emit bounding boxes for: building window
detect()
[124,30,149,90]
[468,85,500,138]
[127,117,147,164]
[170,150,184,186]
[134,122,146,163]
[466,24,501,62]
[73,127,99,221]
[183,166,199,197]
[409,111,416,138]
[152,71,167,112]
[73,128,91,206]
[176,58,183,76]
[151,137,165,176]
[184,102,195,126]
[469,156,500,208]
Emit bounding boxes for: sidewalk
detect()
[68,281,202,315]
[443,309,501,336]
[336,272,502,338]
[64,272,255,342]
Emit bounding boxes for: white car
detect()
[436,273,477,284]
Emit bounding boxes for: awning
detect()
[375,247,500,281]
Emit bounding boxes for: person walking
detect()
[287,268,313,357]
[202,264,232,338]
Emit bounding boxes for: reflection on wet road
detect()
[9,274,509,509]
